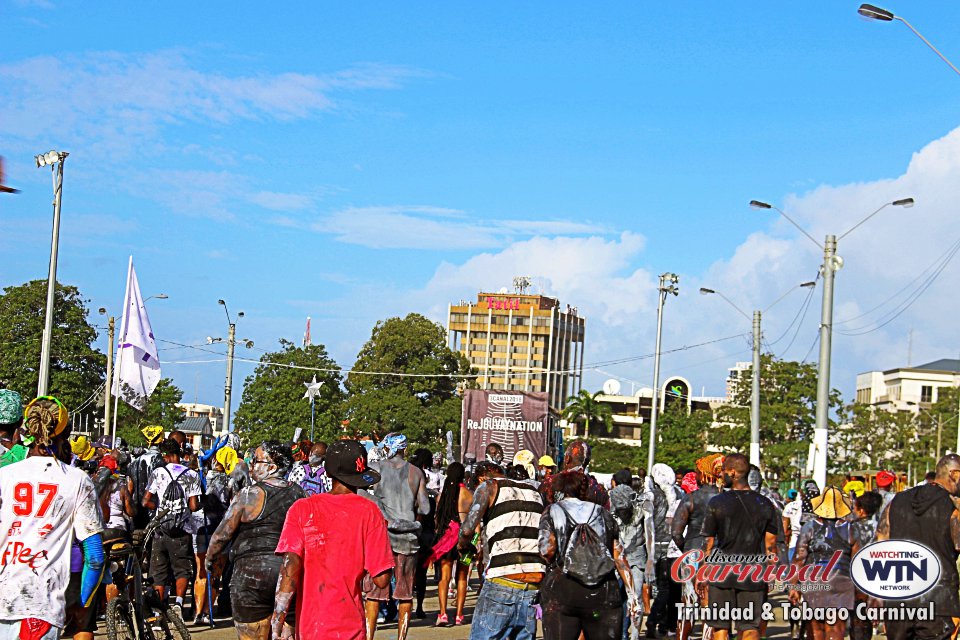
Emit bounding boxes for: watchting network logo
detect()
[851,540,941,600]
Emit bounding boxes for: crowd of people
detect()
[1,386,959,640]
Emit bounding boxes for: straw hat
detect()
[811,485,852,520]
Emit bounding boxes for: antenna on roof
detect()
[513,276,532,294]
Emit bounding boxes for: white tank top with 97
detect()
[0,456,103,627]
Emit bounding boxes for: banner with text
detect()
[461,390,550,462]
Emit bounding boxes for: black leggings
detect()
[542,602,623,640]
[648,556,682,632]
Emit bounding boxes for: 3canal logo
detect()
[851,540,940,600]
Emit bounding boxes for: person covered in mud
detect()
[539,440,609,509]
[272,439,394,639]
[206,441,305,639]
[363,433,430,640]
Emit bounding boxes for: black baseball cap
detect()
[326,440,380,488]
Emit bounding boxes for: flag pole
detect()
[111,257,133,443]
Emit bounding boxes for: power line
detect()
[834,235,960,335]
[160,333,748,379]
[837,236,960,336]
[801,333,820,363]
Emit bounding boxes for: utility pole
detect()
[211,301,250,435]
[36,151,68,396]
[224,321,236,433]
[104,316,115,435]
[751,311,762,467]
[812,235,839,489]
[646,272,679,472]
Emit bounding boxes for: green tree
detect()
[0,280,105,415]
[585,436,647,474]
[714,354,843,481]
[344,313,473,448]
[656,402,710,471]
[834,404,920,473]
[562,390,613,437]
[234,340,345,446]
[920,386,960,463]
[113,378,185,445]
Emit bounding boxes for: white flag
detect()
[113,257,161,409]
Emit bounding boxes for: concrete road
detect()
[99,583,797,639]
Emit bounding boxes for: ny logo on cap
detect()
[356,457,366,472]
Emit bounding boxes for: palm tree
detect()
[562,389,614,437]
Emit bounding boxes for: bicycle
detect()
[105,511,191,640]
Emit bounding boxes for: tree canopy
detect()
[714,354,842,481]
[344,313,472,448]
[0,280,105,415]
[234,340,345,446]
[113,378,185,446]
[562,390,613,437]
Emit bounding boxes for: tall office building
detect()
[447,284,585,410]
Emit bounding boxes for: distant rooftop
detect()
[177,415,213,436]
[912,359,960,373]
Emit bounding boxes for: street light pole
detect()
[35,150,68,396]
[212,300,251,434]
[859,5,960,78]
[751,198,913,488]
[751,310,762,466]
[812,235,838,489]
[105,316,115,435]
[224,321,236,433]
[647,272,679,472]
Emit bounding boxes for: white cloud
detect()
[0,50,421,159]
[312,205,604,250]
[334,126,960,400]
[674,126,960,397]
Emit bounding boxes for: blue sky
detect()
[3,1,960,408]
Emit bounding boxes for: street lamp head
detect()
[217,299,226,306]
[800,281,817,289]
[243,340,254,349]
[238,311,245,319]
[749,200,773,210]
[154,293,169,299]
[98,307,107,315]
[893,197,915,208]
[859,3,895,21]
[699,288,716,295]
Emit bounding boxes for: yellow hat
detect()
[538,454,556,467]
[216,446,239,475]
[141,425,164,444]
[71,435,94,461]
[843,480,866,497]
[24,396,69,437]
[811,486,853,520]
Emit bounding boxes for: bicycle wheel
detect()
[105,598,137,640]
[159,606,192,640]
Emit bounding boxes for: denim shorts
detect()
[469,580,539,640]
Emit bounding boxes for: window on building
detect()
[921,385,934,404]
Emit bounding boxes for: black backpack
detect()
[558,502,616,586]
[156,467,190,535]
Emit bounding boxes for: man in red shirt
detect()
[272,440,394,639]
